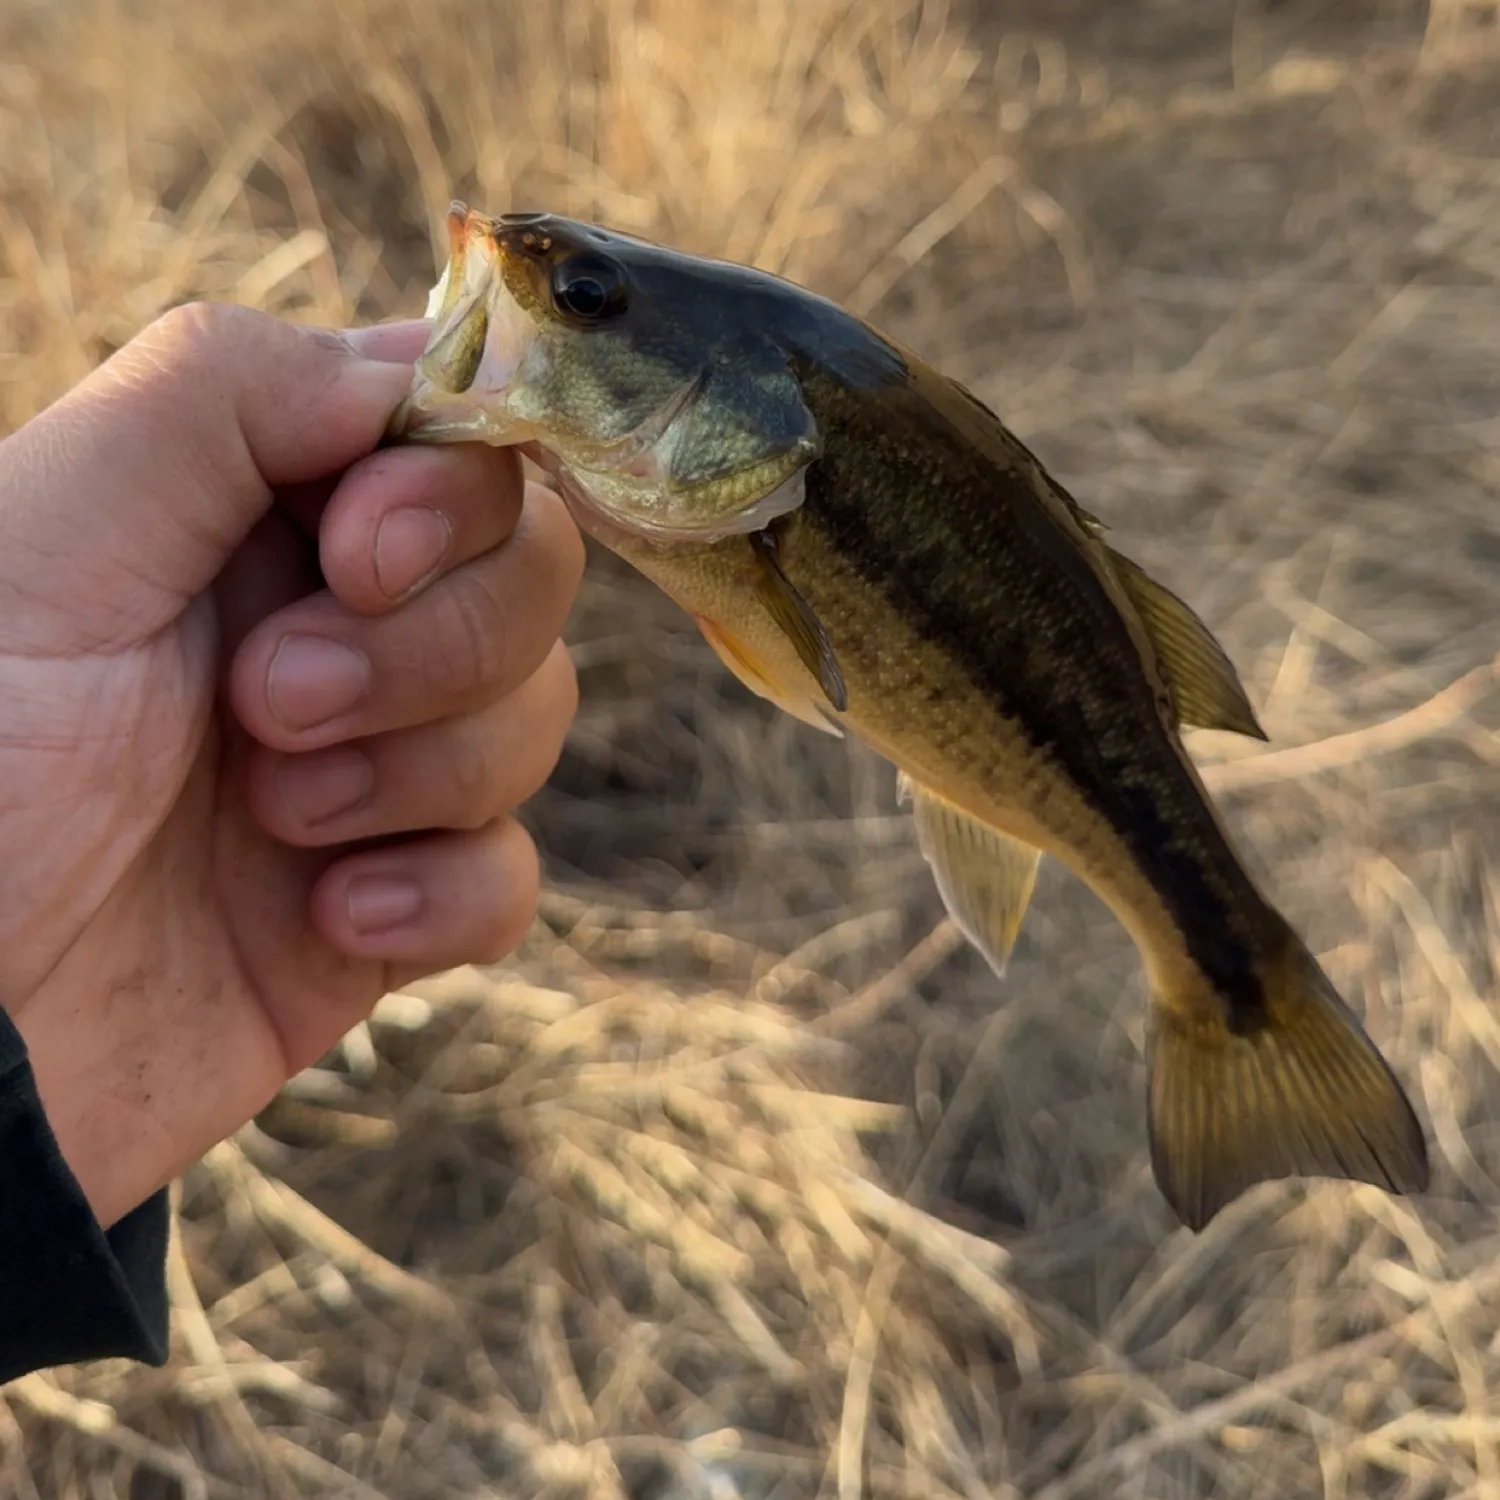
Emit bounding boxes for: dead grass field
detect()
[3,0,1500,1495]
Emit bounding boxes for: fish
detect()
[388,201,1430,1232]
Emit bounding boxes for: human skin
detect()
[0,304,583,1229]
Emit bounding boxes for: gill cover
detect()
[658,358,820,496]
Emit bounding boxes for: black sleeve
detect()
[0,1007,170,1383]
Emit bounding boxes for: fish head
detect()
[390,203,825,544]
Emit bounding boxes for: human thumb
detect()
[0,303,427,654]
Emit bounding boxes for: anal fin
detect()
[898,773,1042,979]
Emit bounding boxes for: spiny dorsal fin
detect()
[1106,547,1267,741]
[898,773,1043,979]
[748,527,847,713]
[1147,939,1429,1231]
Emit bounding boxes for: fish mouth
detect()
[387,202,541,445]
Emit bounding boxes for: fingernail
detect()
[375,506,452,600]
[268,636,371,732]
[347,873,425,934]
[277,746,374,827]
[340,320,432,363]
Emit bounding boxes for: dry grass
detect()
[4,0,1500,1495]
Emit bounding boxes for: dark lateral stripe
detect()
[799,385,1265,1023]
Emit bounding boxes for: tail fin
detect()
[1147,942,1429,1231]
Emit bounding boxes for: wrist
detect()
[13,1012,162,1231]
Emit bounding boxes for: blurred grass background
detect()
[3,0,1500,1495]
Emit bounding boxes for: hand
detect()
[0,304,582,1228]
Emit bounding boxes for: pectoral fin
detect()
[898,773,1042,978]
[1106,547,1267,740]
[748,527,848,713]
[694,615,842,736]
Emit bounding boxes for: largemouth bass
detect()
[389,202,1429,1231]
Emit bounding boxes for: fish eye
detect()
[551,253,628,323]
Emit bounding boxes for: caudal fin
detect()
[1147,943,1429,1231]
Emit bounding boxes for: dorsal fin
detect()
[1105,548,1267,740]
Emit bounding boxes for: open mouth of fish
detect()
[386,203,809,551]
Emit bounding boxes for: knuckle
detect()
[478,825,540,960]
[445,728,501,830]
[534,641,580,733]
[431,569,512,696]
[539,494,587,596]
[499,649,579,805]
[529,648,580,778]
[512,487,585,604]
[478,443,527,511]
[144,301,254,368]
